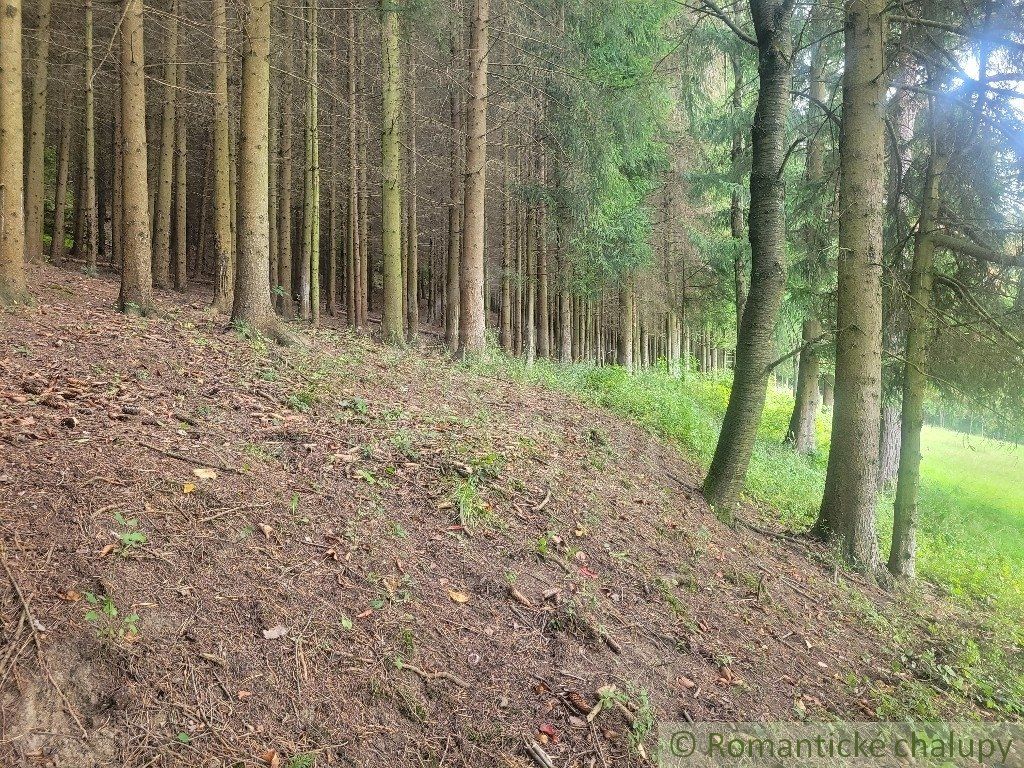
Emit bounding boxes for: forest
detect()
[1,0,1024,764]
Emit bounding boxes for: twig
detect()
[0,544,88,737]
[400,661,470,688]
[138,440,241,474]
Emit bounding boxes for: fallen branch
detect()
[399,661,470,688]
[138,440,242,474]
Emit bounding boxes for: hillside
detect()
[0,267,976,766]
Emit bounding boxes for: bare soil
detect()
[1,266,922,767]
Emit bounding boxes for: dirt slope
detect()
[2,267,898,767]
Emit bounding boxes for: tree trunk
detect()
[785,317,821,452]
[231,0,279,337]
[277,8,294,318]
[173,59,188,290]
[815,0,887,570]
[877,404,901,490]
[405,39,419,342]
[445,27,464,348]
[702,0,794,510]
[346,7,358,326]
[300,0,320,325]
[268,19,280,299]
[49,98,73,265]
[617,280,634,371]
[82,0,99,273]
[211,0,234,311]
[152,0,179,287]
[380,3,404,344]
[457,0,490,358]
[24,0,51,264]
[117,0,154,313]
[889,149,946,578]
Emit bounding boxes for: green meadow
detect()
[483,358,1024,622]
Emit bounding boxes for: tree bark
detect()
[301,0,320,325]
[82,0,99,273]
[445,26,464,348]
[346,7,358,326]
[380,3,404,344]
[457,0,490,358]
[617,279,634,371]
[24,0,51,264]
[889,149,946,578]
[117,0,154,313]
[49,96,73,265]
[231,0,279,338]
[277,8,294,318]
[173,59,188,290]
[785,318,821,452]
[152,0,179,287]
[815,0,887,570]
[702,0,795,510]
[211,0,234,311]
[406,38,419,342]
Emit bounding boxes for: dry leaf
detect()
[447,589,470,604]
[182,482,197,494]
[192,467,218,480]
[262,625,289,640]
[99,543,117,557]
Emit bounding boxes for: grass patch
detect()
[481,358,1024,611]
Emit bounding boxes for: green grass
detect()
[916,426,1024,615]
[480,357,1024,620]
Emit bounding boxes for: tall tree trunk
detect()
[380,3,404,344]
[231,0,279,337]
[617,279,634,372]
[346,7,358,326]
[49,97,72,265]
[445,27,464,348]
[0,0,25,303]
[815,0,887,569]
[82,0,98,273]
[112,96,123,271]
[326,9,340,318]
[277,7,294,317]
[702,0,795,510]
[730,52,747,332]
[118,0,154,313]
[500,129,513,352]
[889,148,946,578]
[268,17,280,299]
[24,0,51,264]
[785,12,826,453]
[173,59,188,290]
[877,405,901,489]
[300,0,320,325]
[524,142,537,365]
[152,0,179,287]
[785,318,822,452]
[405,38,419,342]
[211,0,234,311]
[457,0,490,358]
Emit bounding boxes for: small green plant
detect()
[452,476,494,531]
[285,753,316,768]
[286,387,318,413]
[113,511,147,554]
[83,592,140,641]
[390,429,418,460]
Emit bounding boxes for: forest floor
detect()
[0,265,1003,768]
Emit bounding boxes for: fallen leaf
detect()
[182,482,196,494]
[448,589,470,604]
[262,625,288,640]
[99,543,117,558]
[260,750,281,768]
[192,467,218,480]
[237,690,253,700]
